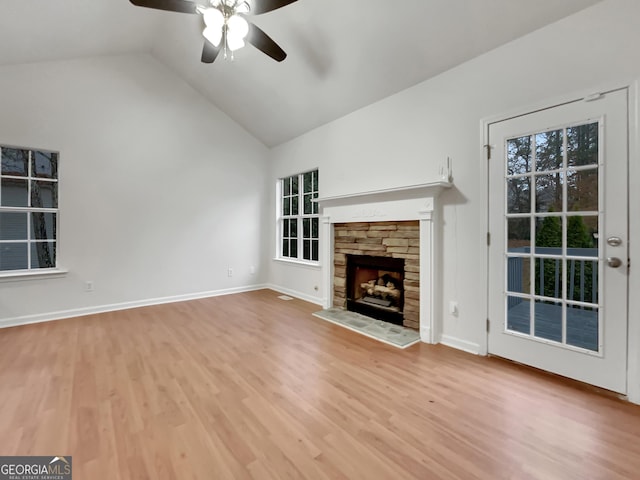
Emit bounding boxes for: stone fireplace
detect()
[317,181,450,344]
[333,221,420,329]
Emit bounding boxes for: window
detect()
[279,169,319,262]
[0,145,59,272]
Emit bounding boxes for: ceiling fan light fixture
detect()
[225,14,249,51]
[203,7,224,28]
[226,34,245,51]
[203,26,223,46]
[227,14,249,38]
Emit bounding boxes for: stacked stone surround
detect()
[333,221,420,330]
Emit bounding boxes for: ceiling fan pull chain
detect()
[223,27,228,59]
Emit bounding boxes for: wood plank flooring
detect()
[1,289,639,479]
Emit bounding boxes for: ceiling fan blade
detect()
[201,40,221,64]
[247,23,287,62]
[129,0,198,14]
[251,0,297,15]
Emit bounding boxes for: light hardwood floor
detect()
[1,289,639,479]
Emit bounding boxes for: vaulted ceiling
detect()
[0,0,603,146]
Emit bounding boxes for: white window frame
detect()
[276,169,319,265]
[0,144,62,277]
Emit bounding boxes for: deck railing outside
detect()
[508,247,598,308]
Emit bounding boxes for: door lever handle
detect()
[607,236,623,247]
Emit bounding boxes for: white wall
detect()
[0,54,270,324]
[268,0,640,398]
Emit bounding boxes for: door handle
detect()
[607,236,623,247]
[607,257,623,268]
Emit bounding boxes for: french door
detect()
[488,89,629,393]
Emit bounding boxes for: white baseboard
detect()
[0,284,268,329]
[440,334,482,355]
[265,284,325,306]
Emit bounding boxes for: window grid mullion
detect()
[561,127,569,345]
[529,134,537,336]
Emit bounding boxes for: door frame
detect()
[480,80,640,404]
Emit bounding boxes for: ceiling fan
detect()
[129,0,297,64]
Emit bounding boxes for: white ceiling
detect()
[0,0,603,146]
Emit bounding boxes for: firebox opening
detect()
[346,255,405,325]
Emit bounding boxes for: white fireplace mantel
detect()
[315,180,450,209]
[317,180,451,345]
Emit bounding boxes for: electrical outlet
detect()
[227,268,233,277]
[85,281,94,292]
[250,265,255,275]
[449,301,458,316]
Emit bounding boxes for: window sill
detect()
[272,258,322,269]
[0,268,68,282]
